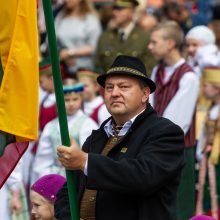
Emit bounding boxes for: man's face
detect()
[148,30,170,61]
[104,75,150,123]
[112,7,134,28]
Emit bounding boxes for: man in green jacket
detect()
[95,0,155,73]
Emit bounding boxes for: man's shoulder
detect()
[132,25,150,36]
[136,107,184,134]
[99,29,117,40]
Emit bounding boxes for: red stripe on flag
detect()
[0,142,28,188]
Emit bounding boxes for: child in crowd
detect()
[22,58,57,189]
[30,174,66,220]
[77,67,110,125]
[185,26,220,139]
[185,25,220,78]
[196,67,220,220]
[38,59,57,132]
[31,80,98,183]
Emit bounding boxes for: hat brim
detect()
[97,72,156,93]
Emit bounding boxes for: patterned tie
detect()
[111,120,124,136]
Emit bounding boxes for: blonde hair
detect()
[152,21,184,49]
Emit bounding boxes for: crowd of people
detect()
[1,0,220,219]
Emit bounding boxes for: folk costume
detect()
[31,84,98,183]
[196,67,220,219]
[150,58,199,220]
[38,61,57,132]
[22,60,57,188]
[185,26,220,139]
[77,68,110,125]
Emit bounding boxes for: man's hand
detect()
[57,141,88,172]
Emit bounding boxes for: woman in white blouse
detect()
[55,0,102,74]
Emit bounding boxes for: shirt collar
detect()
[104,109,145,137]
[118,22,135,40]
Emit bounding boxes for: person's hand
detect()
[57,139,88,171]
[59,49,76,65]
[11,190,21,215]
[59,48,70,61]
[205,145,212,153]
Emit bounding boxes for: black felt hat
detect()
[97,55,156,93]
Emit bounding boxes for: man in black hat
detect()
[55,55,185,220]
[94,0,155,73]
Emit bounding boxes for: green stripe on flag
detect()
[0,132,16,157]
[0,59,6,157]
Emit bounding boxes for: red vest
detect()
[39,102,57,131]
[90,103,104,124]
[154,62,196,147]
[32,96,57,154]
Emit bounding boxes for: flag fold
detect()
[0,0,39,188]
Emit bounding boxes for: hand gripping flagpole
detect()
[42,1,79,219]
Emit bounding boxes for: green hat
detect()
[39,57,52,76]
[77,67,103,80]
[113,0,139,8]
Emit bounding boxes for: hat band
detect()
[114,2,134,7]
[40,68,52,76]
[78,71,98,80]
[203,68,220,85]
[107,67,146,78]
[63,83,84,94]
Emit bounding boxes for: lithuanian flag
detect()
[0,0,39,188]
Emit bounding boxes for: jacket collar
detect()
[90,103,155,154]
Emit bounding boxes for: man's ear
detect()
[142,87,150,103]
[167,39,176,50]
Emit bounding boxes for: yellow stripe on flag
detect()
[0,0,39,142]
